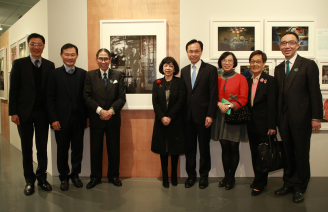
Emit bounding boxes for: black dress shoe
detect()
[293,192,304,203]
[60,180,69,191]
[225,179,235,190]
[199,177,208,189]
[251,189,262,196]
[218,178,228,187]
[24,183,35,196]
[37,180,52,191]
[171,177,178,186]
[86,180,101,189]
[71,178,83,188]
[109,178,122,187]
[185,178,196,188]
[274,187,292,196]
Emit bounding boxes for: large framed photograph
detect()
[10,42,18,68]
[264,20,315,58]
[317,60,328,90]
[321,91,328,130]
[209,20,263,59]
[0,48,7,100]
[18,35,29,59]
[101,19,167,109]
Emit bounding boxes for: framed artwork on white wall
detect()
[317,60,328,91]
[0,47,7,100]
[17,35,29,59]
[321,91,328,130]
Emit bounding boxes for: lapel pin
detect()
[264,79,267,84]
[260,78,264,82]
[294,68,299,72]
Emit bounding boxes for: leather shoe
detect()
[86,180,101,189]
[293,192,304,203]
[60,180,69,191]
[171,176,178,186]
[109,178,122,187]
[274,187,292,196]
[218,179,227,187]
[185,177,196,188]
[24,183,35,196]
[225,179,235,190]
[71,178,83,188]
[199,177,208,189]
[251,189,262,196]
[37,180,52,191]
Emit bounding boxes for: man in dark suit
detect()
[47,43,88,191]
[180,39,218,189]
[83,48,126,189]
[274,32,322,203]
[9,33,55,195]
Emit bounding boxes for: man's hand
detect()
[52,121,61,131]
[312,120,321,131]
[11,115,20,125]
[100,109,112,120]
[267,129,276,135]
[161,116,171,126]
[205,117,213,128]
[86,118,90,128]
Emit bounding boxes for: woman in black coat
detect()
[246,50,278,196]
[151,57,187,188]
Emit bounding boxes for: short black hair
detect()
[159,57,180,75]
[218,52,237,68]
[96,48,110,58]
[186,39,203,51]
[280,31,299,42]
[249,50,267,63]
[61,43,78,54]
[28,33,45,44]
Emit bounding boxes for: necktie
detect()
[68,69,74,74]
[34,60,39,68]
[103,72,108,86]
[286,60,290,76]
[191,65,196,88]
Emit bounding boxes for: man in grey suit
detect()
[274,31,322,203]
[83,48,126,189]
[9,33,55,195]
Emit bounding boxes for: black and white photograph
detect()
[217,27,255,51]
[272,26,309,51]
[110,35,156,94]
[322,65,328,85]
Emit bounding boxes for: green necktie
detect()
[286,61,290,76]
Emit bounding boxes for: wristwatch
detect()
[228,105,231,109]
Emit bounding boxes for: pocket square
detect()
[113,80,118,84]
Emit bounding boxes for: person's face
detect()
[221,55,234,72]
[250,54,265,76]
[60,47,78,68]
[28,37,44,59]
[163,62,174,78]
[187,42,202,65]
[279,34,300,60]
[96,51,112,71]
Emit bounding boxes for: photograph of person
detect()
[322,65,328,84]
[217,27,255,51]
[272,26,309,51]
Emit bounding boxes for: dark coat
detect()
[151,76,187,155]
[247,72,278,136]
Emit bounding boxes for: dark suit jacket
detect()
[151,76,187,155]
[247,72,278,136]
[274,55,322,128]
[47,66,87,130]
[83,68,126,128]
[180,60,218,124]
[9,56,55,123]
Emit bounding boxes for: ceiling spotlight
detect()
[0,26,3,31]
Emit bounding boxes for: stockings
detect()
[220,140,240,182]
[160,154,179,187]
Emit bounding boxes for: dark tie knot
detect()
[34,60,39,67]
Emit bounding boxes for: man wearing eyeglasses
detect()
[274,31,322,203]
[181,39,218,189]
[9,33,55,195]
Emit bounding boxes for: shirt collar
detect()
[191,59,202,69]
[99,68,110,77]
[63,64,75,73]
[285,54,298,65]
[30,55,42,66]
[251,73,261,80]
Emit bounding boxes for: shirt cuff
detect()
[110,107,115,115]
[96,106,103,115]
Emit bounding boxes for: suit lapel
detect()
[184,65,192,91]
[247,77,252,103]
[106,69,114,96]
[24,57,35,90]
[285,55,302,92]
[61,66,72,100]
[167,77,177,109]
[96,69,107,99]
[193,61,205,90]
[41,57,48,89]
[253,72,265,104]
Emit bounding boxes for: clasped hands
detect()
[100,109,114,120]
[161,116,171,126]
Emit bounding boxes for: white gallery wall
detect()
[180,0,328,177]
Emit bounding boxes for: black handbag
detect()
[224,102,250,125]
[256,135,285,173]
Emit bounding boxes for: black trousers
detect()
[54,114,85,181]
[18,110,49,184]
[90,124,120,180]
[279,110,312,193]
[185,116,211,178]
[248,132,269,190]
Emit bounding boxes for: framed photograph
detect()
[321,91,328,130]
[235,59,276,77]
[264,20,315,58]
[317,60,328,90]
[0,48,7,100]
[10,42,18,68]
[101,19,167,109]
[209,20,263,59]
[18,35,29,59]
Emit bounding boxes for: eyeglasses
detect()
[29,43,44,47]
[97,57,110,62]
[250,60,262,65]
[222,59,233,64]
[188,50,201,54]
[280,41,298,46]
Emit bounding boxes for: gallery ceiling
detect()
[0,0,39,36]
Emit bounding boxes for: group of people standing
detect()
[151,31,322,204]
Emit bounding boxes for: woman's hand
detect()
[267,129,276,135]
[161,116,171,126]
[218,102,230,114]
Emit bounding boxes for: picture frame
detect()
[0,48,7,100]
[264,20,315,58]
[18,35,29,59]
[235,59,276,77]
[100,19,167,110]
[317,60,328,90]
[321,91,328,130]
[10,42,18,69]
[209,20,263,60]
